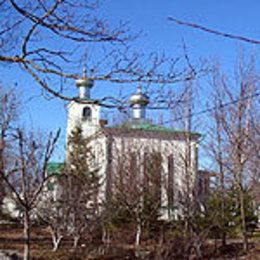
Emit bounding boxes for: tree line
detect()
[0,55,259,259]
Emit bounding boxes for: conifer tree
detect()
[66,125,100,248]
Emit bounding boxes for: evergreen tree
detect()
[200,187,258,243]
[66,125,100,248]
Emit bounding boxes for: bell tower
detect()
[67,69,101,141]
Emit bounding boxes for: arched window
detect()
[167,154,174,210]
[82,107,91,120]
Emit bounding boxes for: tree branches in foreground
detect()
[0,0,206,103]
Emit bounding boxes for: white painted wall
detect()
[105,135,198,220]
[67,101,101,142]
[66,99,199,220]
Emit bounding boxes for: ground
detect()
[0,223,259,259]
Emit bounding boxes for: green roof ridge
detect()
[107,122,200,136]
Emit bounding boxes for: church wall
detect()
[104,135,198,220]
[67,101,101,142]
[87,133,108,205]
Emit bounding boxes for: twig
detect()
[168,17,260,45]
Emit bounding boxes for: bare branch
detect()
[168,17,260,45]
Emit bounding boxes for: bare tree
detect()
[176,79,204,258]
[208,56,259,251]
[2,128,60,260]
[205,78,230,248]
[37,172,70,251]
[0,0,205,104]
[104,138,163,254]
[0,85,19,208]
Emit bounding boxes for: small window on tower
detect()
[82,107,91,120]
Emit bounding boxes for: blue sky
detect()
[103,0,260,65]
[2,0,260,162]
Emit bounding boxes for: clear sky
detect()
[2,0,260,162]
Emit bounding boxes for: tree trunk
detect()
[135,220,142,252]
[239,188,248,252]
[193,234,202,259]
[102,227,110,244]
[73,235,80,249]
[51,229,63,252]
[155,226,164,260]
[218,129,226,248]
[221,232,226,247]
[135,221,141,258]
[214,237,218,253]
[23,210,30,260]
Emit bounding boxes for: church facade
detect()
[66,71,200,220]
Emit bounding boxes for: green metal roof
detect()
[46,162,64,191]
[47,162,64,175]
[110,121,200,136]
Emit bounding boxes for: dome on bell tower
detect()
[129,86,149,120]
[76,68,94,99]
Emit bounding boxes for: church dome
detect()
[76,78,94,88]
[130,86,149,106]
[76,68,94,88]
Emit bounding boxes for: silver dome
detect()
[76,68,94,88]
[130,86,149,106]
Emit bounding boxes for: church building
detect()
[66,70,200,220]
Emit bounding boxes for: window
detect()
[82,107,91,120]
[143,152,162,206]
[167,155,174,210]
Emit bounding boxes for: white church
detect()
[66,70,201,220]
